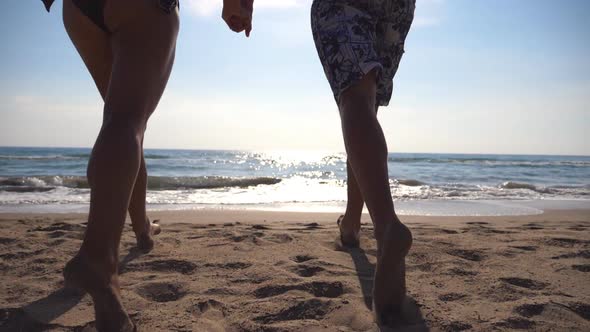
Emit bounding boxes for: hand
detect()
[222,0,254,37]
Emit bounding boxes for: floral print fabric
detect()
[311,0,415,106]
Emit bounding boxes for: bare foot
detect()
[64,255,135,332]
[337,214,361,247]
[372,221,412,326]
[136,218,161,253]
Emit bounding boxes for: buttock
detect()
[311,0,415,107]
[71,0,179,33]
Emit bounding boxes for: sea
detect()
[0,147,589,216]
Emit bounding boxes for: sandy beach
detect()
[1,209,589,331]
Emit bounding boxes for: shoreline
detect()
[1,198,589,217]
[2,207,589,226]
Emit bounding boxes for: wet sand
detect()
[1,209,589,331]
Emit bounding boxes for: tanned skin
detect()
[221,1,412,325]
[61,1,178,330]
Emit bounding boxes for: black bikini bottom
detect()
[42,0,179,33]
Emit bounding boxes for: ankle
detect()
[132,216,150,235]
[342,210,362,225]
[373,217,409,248]
[77,247,118,275]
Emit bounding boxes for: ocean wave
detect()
[0,154,83,161]
[63,153,90,158]
[397,179,426,186]
[0,186,55,193]
[143,154,171,159]
[0,153,170,161]
[0,175,282,192]
[387,156,590,167]
[147,176,281,189]
[499,181,555,194]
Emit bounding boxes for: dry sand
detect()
[0,209,589,331]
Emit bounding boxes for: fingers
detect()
[242,0,253,37]
[222,0,253,37]
[223,15,252,36]
[245,24,252,37]
[228,16,246,33]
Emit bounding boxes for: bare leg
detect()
[61,3,159,252]
[62,0,178,330]
[339,106,380,246]
[338,70,412,323]
[338,161,364,246]
[128,152,161,252]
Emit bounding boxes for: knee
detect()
[339,87,375,114]
[339,86,379,137]
[338,71,378,119]
[101,112,146,141]
[91,112,145,166]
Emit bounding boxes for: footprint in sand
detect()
[135,281,188,302]
[48,239,66,246]
[30,222,85,233]
[520,222,545,230]
[186,235,206,240]
[0,249,45,260]
[191,300,228,332]
[446,249,486,262]
[289,264,325,277]
[440,321,472,331]
[552,250,590,259]
[304,222,322,230]
[514,303,545,318]
[204,287,243,296]
[159,237,181,246]
[122,259,197,275]
[544,237,590,248]
[253,298,332,324]
[230,274,270,285]
[31,257,58,265]
[28,222,85,240]
[254,281,344,299]
[410,262,434,272]
[494,317,536,329]
[462,224,513,234]
[499,277,549,290]
[0,237,16,245]
[204,262,252,270]
[192,299,226,317]
[568,302,590,320]
[291,254,316,263]
[509,245,538,251]
[0,308,56,331]
[265,234,294,244]
[288,254,325,277]
[438,293,467,302]
[229,233,264,244]
[251,224,269,230]
[484,283,528,303]
[572,264,590,272]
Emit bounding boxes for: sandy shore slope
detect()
[1,209,589,331]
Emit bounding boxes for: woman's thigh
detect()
[103,0,179,120]
[62,0,113,100]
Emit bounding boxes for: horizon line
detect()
[1,145,589,158]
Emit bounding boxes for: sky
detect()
[0,0,588,155]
